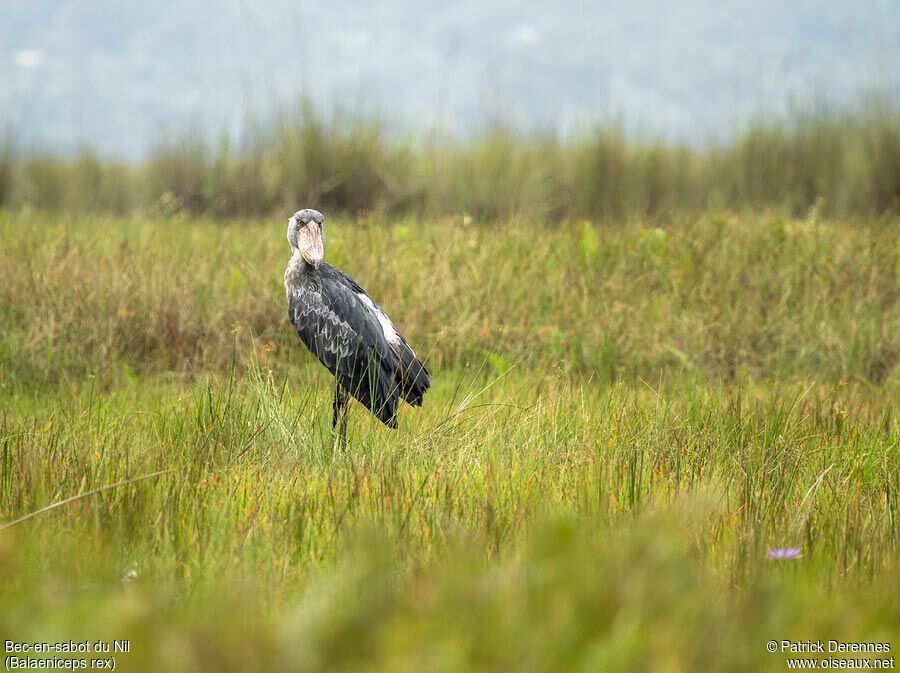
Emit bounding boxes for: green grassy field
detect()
[0,210,898,672]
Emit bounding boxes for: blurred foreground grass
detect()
[0,212,898,671]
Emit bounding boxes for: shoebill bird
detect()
[283,208,431,444]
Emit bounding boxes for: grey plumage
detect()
[284,209,430,432]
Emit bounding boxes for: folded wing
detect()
[288,264,430,427]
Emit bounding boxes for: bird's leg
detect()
[332,382,350,450]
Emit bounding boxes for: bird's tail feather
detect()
[336,348,429,429]
[397,350,431,407]
[337,358,399,429]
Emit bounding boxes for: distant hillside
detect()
[2,0,898,158]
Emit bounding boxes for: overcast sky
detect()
[2,0,898,158]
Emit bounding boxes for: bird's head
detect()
[288,208,325,267]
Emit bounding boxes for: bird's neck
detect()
[286,247,321,277]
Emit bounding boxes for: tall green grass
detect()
[0,210,896,391]
[0,213,897,671]
[1,363,897,671]
[2,100,899,219]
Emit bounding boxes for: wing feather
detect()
[289,266,401,426]
[331,267,431,407]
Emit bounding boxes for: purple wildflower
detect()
[767,547,802,560]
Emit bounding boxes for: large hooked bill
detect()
[298,221,325,266]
